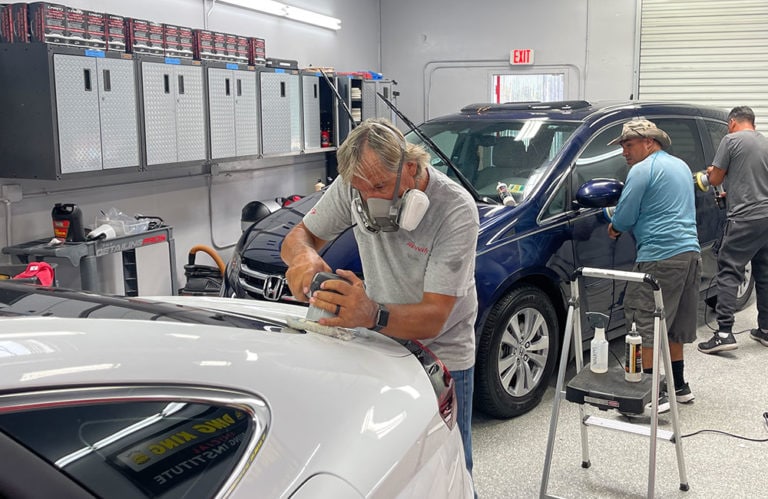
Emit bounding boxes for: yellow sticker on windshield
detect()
[509,184,524,192]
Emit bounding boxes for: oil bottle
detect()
[624,321,643,382]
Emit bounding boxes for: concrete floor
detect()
[472,296,768,498]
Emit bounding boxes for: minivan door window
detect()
[568,122,637,328]
[564,117,718,328]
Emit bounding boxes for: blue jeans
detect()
[450,366,474,476]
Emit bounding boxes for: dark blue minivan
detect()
[223,101,754,418]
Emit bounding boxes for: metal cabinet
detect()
[0,44,140,179]
[259,69,301,156]
[140,57,207,166]
[207,64,259,159]
[301,73,322,151]
[55,54,139,172]
[363,79,395,122]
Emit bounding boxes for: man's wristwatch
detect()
[372,303,389,332]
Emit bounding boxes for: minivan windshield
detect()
[409,120,580,204]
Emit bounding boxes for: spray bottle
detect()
[587,312,609,373]
[624,321,643,382]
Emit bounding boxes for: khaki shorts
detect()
[623,251,701,348]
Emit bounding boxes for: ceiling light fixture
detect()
[217,0,341,31]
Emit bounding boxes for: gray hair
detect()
[336,118,430,184]
[728,106,755,126]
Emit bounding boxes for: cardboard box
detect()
[125,17,162,55]
[212,31,227,61]
[233,35,249,65]
[192,28,214,60]
[248,36,266,65]
[163,24,193,58]
[10,3,30,43]
[147,20,163,53]
[0,5,12,42]
[84,10,106,49]
[219,33,248,64]
[65,6,86,45]
[28,2,66,45]
[105,13,125,52]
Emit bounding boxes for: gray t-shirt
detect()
[712,130,768,220]
[302,166,479,371]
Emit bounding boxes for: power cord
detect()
[618,407,768,442]
[682,429,768,442]
[681,412,768,441]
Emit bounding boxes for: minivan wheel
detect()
[736,262,755,310]
[475,285,559,419]
[704,261,755,311]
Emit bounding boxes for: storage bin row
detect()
[0,2,266,64]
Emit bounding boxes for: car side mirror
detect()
[574,178,624,209]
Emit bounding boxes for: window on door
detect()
[494,74,565,103]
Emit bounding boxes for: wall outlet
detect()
[0,184,22,202]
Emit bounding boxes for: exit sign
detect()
[510,49,534,65]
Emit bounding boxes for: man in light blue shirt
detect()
[608,119,701,413]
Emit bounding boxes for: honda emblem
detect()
[263,275,284,301]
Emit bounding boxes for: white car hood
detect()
[0,296,455,497]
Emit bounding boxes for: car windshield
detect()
[408,119,580,203]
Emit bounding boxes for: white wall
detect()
[1,0,640,295]
[379,0,638,124]
[0,0,380,294]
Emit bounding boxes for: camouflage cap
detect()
[608,119,672,149]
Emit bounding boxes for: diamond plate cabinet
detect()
[259,68,301,156]
[206,62,259,160]
[364,79,396,122]
[301,72,322,152]
[0,44,140,180]
[139,56,207,167]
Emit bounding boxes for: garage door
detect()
[638,0,768,130]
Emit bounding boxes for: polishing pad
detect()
[286,317,356,341]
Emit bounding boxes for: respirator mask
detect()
[351,125,430,233]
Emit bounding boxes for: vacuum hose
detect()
[188,245,226,276]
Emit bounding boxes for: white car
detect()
[0,282,472,498]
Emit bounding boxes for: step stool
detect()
[539,267,689,498]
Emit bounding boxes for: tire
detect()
[704,261,755,311]
[736,261,755,310]
[475,285,559,419]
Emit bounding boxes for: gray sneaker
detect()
[698,332,738,354]
[749,328,768,347]
[647,392,670,414]
[672,382,695,403]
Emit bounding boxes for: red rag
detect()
[13,262,55,286]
